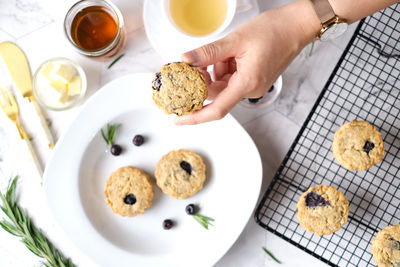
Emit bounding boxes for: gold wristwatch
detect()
[310,0,348,41]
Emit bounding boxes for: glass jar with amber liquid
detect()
[64,0,125,57]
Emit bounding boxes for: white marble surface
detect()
[0,0,360,266]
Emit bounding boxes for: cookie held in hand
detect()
[151,62,208,115]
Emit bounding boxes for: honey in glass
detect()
[64,0,125,57]
[71,6,117,51]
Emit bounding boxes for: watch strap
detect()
[311,0,336,24]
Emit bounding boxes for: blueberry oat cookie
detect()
[296,185,349,235]
[332,120,384,171]
[151,62,208,115]
[104,166,154,217]
[372,224,400,267]
[155,149,206,199]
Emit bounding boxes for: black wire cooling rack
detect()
[255,3,400,267]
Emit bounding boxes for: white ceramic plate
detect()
[143,0,259,61]
[44,73,262,267]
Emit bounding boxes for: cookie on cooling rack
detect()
[371,224,400,267]
[151,62,208,115]
[332,120,384,171]
[296,185,349,236]
[155,149,206,199]
[104,166,154,217]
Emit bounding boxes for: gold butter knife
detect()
[0,42,55,148]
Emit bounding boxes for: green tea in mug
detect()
[170,0,228,36]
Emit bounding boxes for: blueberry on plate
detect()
[110,144,122,156]
[163,219,174,230]
[268,85,274,93]
[185,204,197,215]
[248,96,263,103]
[132,135,144,146]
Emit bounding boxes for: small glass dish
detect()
[64,0,126,58]
[33,57,87,111]
[239,75,283,108]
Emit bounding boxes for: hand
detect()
[174,0,320,125]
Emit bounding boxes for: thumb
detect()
[182,36,235,67]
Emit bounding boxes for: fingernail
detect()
[182,51,198,66]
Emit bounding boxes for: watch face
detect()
[320,22,348,41]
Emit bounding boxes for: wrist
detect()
[327,0,399,24]
[327,0,354,23]
[282,0,321,45]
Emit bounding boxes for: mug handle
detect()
[236,0,254,13]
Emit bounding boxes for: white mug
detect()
[163,0,254,38]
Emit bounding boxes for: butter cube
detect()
[67,76,82,96]
[39,62,54,78]
[49,80,67,94]
[53,64,76,83]
[59,87,69,104]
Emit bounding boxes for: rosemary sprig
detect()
[262,247,282,264]
[108,53,125,69]
[100,123,121,146]
[0,176,75,267]
[193,214,215,230]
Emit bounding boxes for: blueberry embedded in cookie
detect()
[104,166,154,217]
[151,62,208,116]
[390,237,400,250]
[155,149,206,199]
[363,140,375,154]
[180,160,192,174]
[296,185,349,236]
[372,224,400,267]
[305,191,330,208]
[332,120,385,171]
[123,193,136,205]
[152,72,162,91]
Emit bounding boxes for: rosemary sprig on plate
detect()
[262,247,281,264]
[108,53,125,69]
[101,123,121,146]
[0,176,75,267]
[193,214,215,230]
